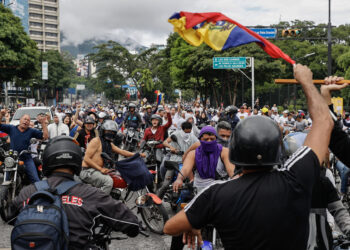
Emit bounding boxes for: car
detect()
[10,107,53,126]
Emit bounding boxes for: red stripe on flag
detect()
[179,12,295,65]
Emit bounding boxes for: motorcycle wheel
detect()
[0,185,11,221]
[140,203,169,235]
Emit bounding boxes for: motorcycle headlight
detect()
[4,157,15,168]
[128,131,134,136]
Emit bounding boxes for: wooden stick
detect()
[274,79,350,85]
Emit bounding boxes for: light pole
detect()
[327,0,332,76]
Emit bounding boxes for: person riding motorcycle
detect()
[0,110,48,183]
[115,110,124,128]
[158,121,198,201]
[182,121,232,161]
[3,136,140,250]
[172,126,234,193]
[164,64,334,250]
[80,120,143,194]
[143,104,158,128]
[73,116,99,149]
[221,105,239,130]
[123,103,142,131]
[141,108,172,162]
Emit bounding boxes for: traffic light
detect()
[282,29,301,37]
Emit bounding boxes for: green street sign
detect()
[213,57,246,69]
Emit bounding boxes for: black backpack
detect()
[11,180,78,250]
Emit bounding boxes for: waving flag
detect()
[154,90,163,105]
[168,12,295,65]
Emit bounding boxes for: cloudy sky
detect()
[60,0,349,46]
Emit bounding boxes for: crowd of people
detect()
[1,64,350,249]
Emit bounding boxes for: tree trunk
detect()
[204,85,209,107]
[232,77,238,106]
[212,83,219,108]
[226,75,232,105]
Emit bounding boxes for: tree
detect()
[0,4,40,88]
[34,50,75,101]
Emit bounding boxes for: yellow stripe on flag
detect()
[169,17,236,51]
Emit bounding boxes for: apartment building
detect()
[28,0,60,51]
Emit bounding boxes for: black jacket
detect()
[124,112,142,129]
[9,172,139,249]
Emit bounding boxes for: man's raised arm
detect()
[294,64,333,164]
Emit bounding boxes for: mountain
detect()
[61,37,148,57]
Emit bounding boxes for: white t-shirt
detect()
[237,112,248,120]
[48,123,70,138]
[211,115,219,122]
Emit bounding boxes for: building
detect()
[73,54,97,78]
[3,0,29,33]
[28,0,60,51]
[3,0,60,51]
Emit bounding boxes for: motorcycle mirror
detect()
[135,194,152,208]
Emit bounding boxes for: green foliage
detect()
[0,4,40,83]
[86,19,350,107]
[35,50,75,89]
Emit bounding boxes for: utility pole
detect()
[327,0,332,76]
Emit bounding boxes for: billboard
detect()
[4,0,29,33]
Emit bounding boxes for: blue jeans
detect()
[336,160,349,194]
[23,157,40,183]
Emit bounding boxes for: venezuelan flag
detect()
[168,12,295,65]
[154,90,162,105]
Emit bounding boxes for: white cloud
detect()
[60,0,349,46]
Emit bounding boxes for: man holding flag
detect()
[164,11,333,250]
[164,63,334,249]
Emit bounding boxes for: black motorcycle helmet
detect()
[225,105,238,115]
[128,103,136,110]
[150,114,162,125]
[229,116,282,168]
[42,136,82,176]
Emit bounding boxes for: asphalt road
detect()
[0,173,182,250]
[0,219,174,249]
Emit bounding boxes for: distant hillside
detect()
[61,37,148,57]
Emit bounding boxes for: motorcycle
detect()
[140,140,163,192]
[124,127,139,152]
[0,142,41,221]
[156,133,184,198]
[162,163,223,250]
[161,162,196,212]
[100,152,169,235]
[89,216,149,250]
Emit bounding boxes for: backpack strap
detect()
[55,181,78,195]
[34,180,50,191]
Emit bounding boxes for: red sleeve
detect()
[163,112,172,130]
[143,128,150,140]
